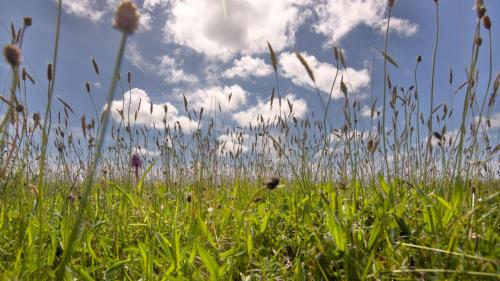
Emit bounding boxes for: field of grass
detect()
[0,0,499,280]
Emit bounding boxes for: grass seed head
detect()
[47,64,53,81]
[367,137,379,154]
[266,177,280,190]
[475,37,482,46]
[3,44,21,67]
[113,1,140,35]
[23,17,32,27]
[475,0,486,19]
[483,16,491,30]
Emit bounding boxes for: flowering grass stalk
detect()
[55,2,139,278]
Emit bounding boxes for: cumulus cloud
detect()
[179,85,247,113]
[164,0,311,59]
[126,42,198,84]
[109,88,197,132]
[158,55,198,83]
[59,0,155,31]
[59,0,105,23]
[218,133,249,155]
[232,94,307,126]
[314,0,418,44]
[143,0,169,11]
[222,56,273,79]
[279,52,370,97]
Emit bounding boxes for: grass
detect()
[0,178,499,280]
[0,0,499,280]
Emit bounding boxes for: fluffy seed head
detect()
[113,1,140,35]
[3,44,21,67]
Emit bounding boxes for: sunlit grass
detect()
[0,0,499,280]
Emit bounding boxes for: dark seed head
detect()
[47,64,53,81]
[16,104,24,113]
[186,192,192,203]
[483,16,491,30]
[23,17,32,27]
[475,37,482,46]
[265,177,280,190]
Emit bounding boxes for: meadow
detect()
[0,0,499,280]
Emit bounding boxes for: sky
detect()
[0,0,499,143]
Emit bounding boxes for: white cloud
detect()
[126,42,198,84]
[232,93,307,126]
[158,55,198,84]
[164,0,311,59]
[59,0,105,23]
[138,10,153,31]
[474,112,500,131]
[375,18,418,37]
[279,52,370,97]
[313,0,418,44]
[126,41,151,72]
[143,0,169,11]
[218,133,249,155]
[222,56,273,79]
[360,104,380,118]
[59,0,154,32]
[487,113,500,130]
[109,88,197,132]
[179,85,247,113]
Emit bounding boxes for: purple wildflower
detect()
[130,153,143,170]
[131,153,143,181]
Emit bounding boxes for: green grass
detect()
[0,178,498,280]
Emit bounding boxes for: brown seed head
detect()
[367,137,379,154]
[483,16,491,30]
[23,17,32,27]
[388,0,395,7]
[265,177,280,190]
[475,37,482,46]
[113,1,140,35]
[3,44,21,67]
[16,103,25,113]
[476,5,486,19]
[47,64,53,81]
[416,55,422,63]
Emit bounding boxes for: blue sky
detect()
[1,0,499,139]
